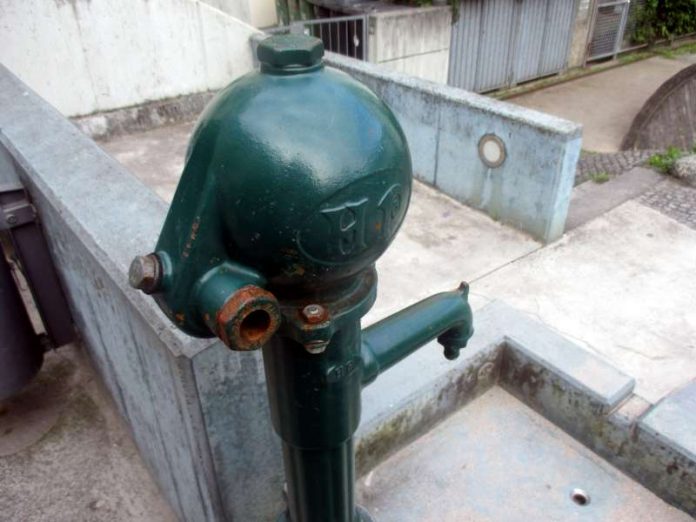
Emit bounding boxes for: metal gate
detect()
[448,0,579,93]
[267,14,369,61]
[587,0,646,61]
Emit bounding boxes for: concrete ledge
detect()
[357,299,635,468]
[323,51,582,242]
[640,380,696,463]
[356,300,693,516]
[73,91,216,141]
[0,64,283,522]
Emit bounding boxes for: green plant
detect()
[590,171,611,183]
[648,146,684,173]
[632,0,696,45]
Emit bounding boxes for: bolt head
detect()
[257,34,324,69]
[301,304,327,324]
[6,214,17,225]
[128,254,161,294]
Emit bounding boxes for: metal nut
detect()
[301,304,328,324]
[128,254,161,294]
[6,214,17,225]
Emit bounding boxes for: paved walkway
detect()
[510,56,694,152]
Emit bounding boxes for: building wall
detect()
[0,0,261,117]
[200,0,277,27]
[368,7,451,85]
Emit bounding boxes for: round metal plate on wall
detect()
[478,133,507,168]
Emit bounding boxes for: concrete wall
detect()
[325,51,582,243]
[200,0,277,27]
[622,63,696,151]
[0,0,261,117]
[0,64,285,522]
[568,0,595,68]
[368,7,451,84]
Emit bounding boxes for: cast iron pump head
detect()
[130,34,473,522]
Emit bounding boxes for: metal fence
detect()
[587,0,654,61]
[448,0,579,93]
[268,14,369,61]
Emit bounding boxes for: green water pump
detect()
[129,34,473,522]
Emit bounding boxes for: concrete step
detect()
[566,166,663,230]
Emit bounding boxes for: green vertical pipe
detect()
[282,441,355,521]
[263,324,363,522]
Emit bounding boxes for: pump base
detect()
[276,506,375,522]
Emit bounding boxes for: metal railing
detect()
[267,14,369,61]
[587,0,633,61]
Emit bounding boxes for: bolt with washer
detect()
[302,304,328,324]
[128,254,162,294]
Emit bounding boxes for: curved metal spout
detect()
[360,282,474,386]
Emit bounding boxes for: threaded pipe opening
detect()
[240,309,272,343]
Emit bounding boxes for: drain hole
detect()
[570,488,590,506]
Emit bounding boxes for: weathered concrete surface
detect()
[326,50,582,243]
[475,200,696,404]
[641,379,696,463]
[566,166,663,230]
[99,121,195,201]
[358,387,692,522]
[0,345,175,522]
[367,6,451,84]
[623,63,696,151]
[510,56,692,152]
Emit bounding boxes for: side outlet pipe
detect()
[361,283,473,386]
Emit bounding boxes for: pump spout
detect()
[360,282,474,386]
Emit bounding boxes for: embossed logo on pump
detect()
[297,173,408,266]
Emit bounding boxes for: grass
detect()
[590,171,610,184]
[648,147,684,173]
[655,42,696,60]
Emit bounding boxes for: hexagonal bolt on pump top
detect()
[129,34,474,522]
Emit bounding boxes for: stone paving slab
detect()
[0,346,175,522]
[641,178,696,230]
[474,200,696,404]
[576,149,658,184]
[640,379,696,463]
[566,166,663,230]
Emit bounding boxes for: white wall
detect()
[368,7,451,84]
[199,0,276,28]
[0,0,261,117]
[249,0,278,28]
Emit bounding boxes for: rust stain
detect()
[216,285,281,350]
[181,217,201,260]
[175,313,185,325]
